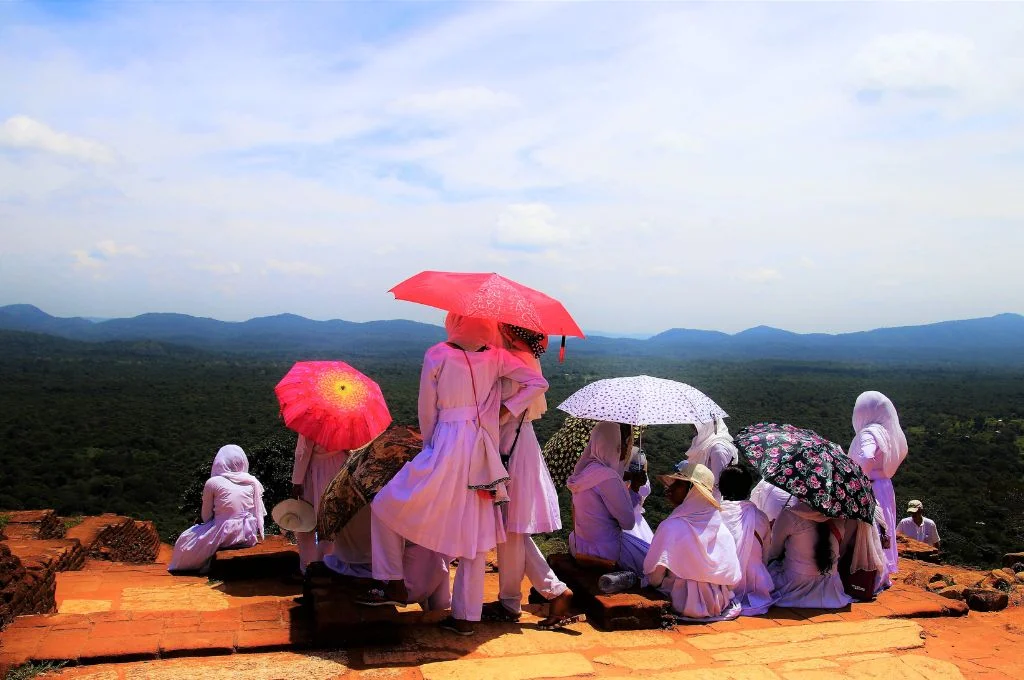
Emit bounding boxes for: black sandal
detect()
[538,613,585,631]
[439,616,476,636]
[480,601,521,623]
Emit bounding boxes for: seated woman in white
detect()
[765,501,853,609]
[169,445,266,573]
[567,421,648,574]
[718,466,776,616]
[644,461,742,622]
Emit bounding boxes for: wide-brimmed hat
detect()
[658,461,719,509]
[907,499,923,513]
[272,499,316,533]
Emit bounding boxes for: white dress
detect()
[624,479,655,543]
[765,508,853,609]
[372,342,548,559]
[720,500,776,616]
[292,435,349,570]
[169,476,261,572]
[644,492,742,622]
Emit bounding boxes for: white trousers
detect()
[369,505,454,613]
[497,532,568,613]
[297,532,333,574]
[451,551,486,622]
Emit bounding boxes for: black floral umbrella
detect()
[735,422,876,523]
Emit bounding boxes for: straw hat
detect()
[658,461,720,509]
[272,499,316,533]
[907,499,923,513]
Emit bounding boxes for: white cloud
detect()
[391,87,519,119]
[853,31,976,98]
[263,260,326,277]
[491,203,573,253]
[1,2,1023,332]
[0,116,115,164]
[743,268,783,284]
[95,240,145,258]
[193,262,242,276]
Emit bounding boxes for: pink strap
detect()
[461,350,483,425]
[829,522,843,545]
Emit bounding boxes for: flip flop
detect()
[480,601,521,623]
[439,616,476,636]
[538,613,586,631]
[354,587,404,607]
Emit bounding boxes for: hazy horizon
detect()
[4,301,1021,339]
[2,2,1023,334]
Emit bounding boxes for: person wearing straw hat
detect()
[896,500,940,549]
[643,461,742,622]
[169,445,266,574]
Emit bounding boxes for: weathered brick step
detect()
[65,514,161,564]
[548,552,968,632]
[0,601,311,668]
[0,510,66,541]
[208,535,299,581]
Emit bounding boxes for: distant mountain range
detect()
[1,304,1022,364]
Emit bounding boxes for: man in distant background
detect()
[896,500,940,550]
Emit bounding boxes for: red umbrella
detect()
[390,270,584,335]
[275,361,392,451]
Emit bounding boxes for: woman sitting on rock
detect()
[644,461,742,622]
[567,421,648,575]
[718,465,776,616]
[169,445,266,574]
[765,501,853,609]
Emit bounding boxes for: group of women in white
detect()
[169,311,909,635]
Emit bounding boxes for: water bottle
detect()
[598,570,637,594]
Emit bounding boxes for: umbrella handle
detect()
[559,335,566,363]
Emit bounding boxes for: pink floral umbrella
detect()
[735,422,876,523]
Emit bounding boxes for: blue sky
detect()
[1,1,1022,334]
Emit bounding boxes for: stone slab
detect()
[209,535,299,581]
[420,651,593,680]
[547,552,671,630]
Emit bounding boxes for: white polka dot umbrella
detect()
[556,375,727,426]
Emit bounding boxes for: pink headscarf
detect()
[850,391,908,479]
[444,312,499,352]
[567,421,626,493]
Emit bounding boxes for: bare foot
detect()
[538,588,574,629]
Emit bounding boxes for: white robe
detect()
[850,391,908,575]
[765,506,852,609]
[720,500,775,616]
[750,480,795,524]
[644,491,742,622]
[169,446,265,572]
[684,419,739,503]
[292,435,349,570]
[372,341,547,559]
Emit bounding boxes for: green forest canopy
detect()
[0,330,1021,567]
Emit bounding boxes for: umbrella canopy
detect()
[734,422,876,523]
[389,271,585,338]
[275,361,392,452]
[317,425,422,537]
[557,375,727,426]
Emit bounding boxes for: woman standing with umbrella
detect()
[483,324,573,629]
[849,391,908,577]
[275,361,393,575]
[361,313,548,637]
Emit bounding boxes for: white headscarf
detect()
[566,421,626,493]
[749,480,796,523]
[850,391,908,479]
[684,418,739,482]
[444,312,499,352]
[644,487,741,587]
[211,445,266,538]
